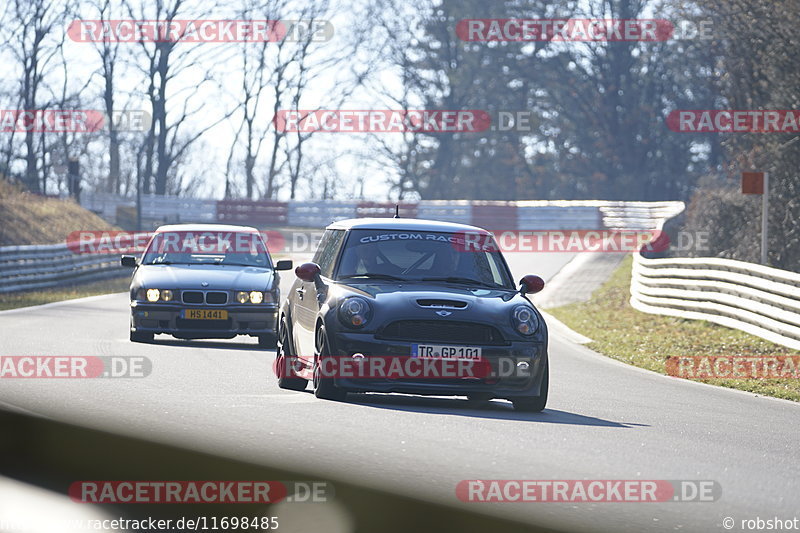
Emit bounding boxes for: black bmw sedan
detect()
[121,224,292,346]
[276,218,549,411]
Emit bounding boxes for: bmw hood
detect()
[133,264,275,291]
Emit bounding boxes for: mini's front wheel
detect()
[511,364,548,412]
[276,321,308,391]
[258,334,277,348]
[313,325,347,402]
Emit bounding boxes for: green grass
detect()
[548,255,800,402]
[0,276,130,311]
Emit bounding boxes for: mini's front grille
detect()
[206,291,228,304]
[378,320,507,345]
[182,291,204,304]
[416,299,468,308]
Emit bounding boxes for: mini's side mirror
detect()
[121,255,138,267]
[519,274,545,294]
[295,262,321,282]
[275,259,293,271]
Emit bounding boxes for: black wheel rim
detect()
[313,327,325,388]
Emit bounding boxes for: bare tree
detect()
[4,0,70,193]
[280,1,375,200]
[226,0,292,200]
[225,0,374,201]
[79,0,126,194]
[126,0,235,195]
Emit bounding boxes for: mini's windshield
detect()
[336,229,513,288]
[141,231,271,268]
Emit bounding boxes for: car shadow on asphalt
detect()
[149,338,270,351]
[345,393,648,428]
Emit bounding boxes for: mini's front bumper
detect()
[325,330,547,398]
[130,301,278,338]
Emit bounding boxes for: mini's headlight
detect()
[161,289,173,302]
[249,291,264,304]
[146,288,160,302]
[512,305,539,335]
[338,296,372,328]
[236,291,249,304]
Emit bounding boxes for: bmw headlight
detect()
[137,288,174,302]
[236,291,271,304]
[512,305,539,336]
[338,297,372,328]
[249,291,264,304]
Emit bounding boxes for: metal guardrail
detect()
[140,196,217,223]
[0,243,126,293]
[599,201,686,230]
[609,200,800,350]
[287,200,359,227]
[630,253,800,350]
[81,195,658,230]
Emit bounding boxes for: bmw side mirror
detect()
[295,262,321,282]
[121,255,138,267]
[275,259,293,271]
[519,275,545,295]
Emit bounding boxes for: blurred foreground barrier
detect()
[630,252,800,350]
[0,410,550,533]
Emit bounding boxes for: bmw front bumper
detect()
[130,301,279,339]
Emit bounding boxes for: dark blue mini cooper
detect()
[276,218,549,412]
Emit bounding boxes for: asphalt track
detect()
[0,251,797,532]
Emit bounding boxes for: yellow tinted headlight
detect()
[249,291,264,304]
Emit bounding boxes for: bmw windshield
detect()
[141,231,272,268]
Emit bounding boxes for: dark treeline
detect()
[373,0,798,268]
